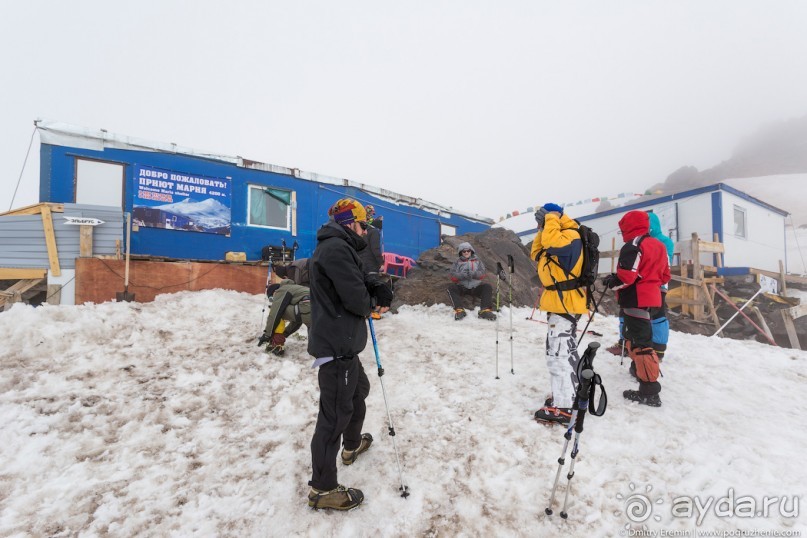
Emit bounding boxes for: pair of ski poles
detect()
[545,341,607,519]
[495,255,515,379]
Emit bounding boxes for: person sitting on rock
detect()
[447,241,496,321]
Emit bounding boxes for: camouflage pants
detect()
[545,313,580,409]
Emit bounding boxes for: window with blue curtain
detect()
[249,186,292,229]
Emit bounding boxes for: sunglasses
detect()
[358,221,368,230]
[461,249,472,253]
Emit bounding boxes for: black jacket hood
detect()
[316,220,367,252]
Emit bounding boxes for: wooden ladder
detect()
[0,278,45,311]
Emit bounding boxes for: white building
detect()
[511,183,790,274]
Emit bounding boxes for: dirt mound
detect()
[391,227,539,310]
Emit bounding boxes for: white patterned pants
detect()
[545,313,580,409]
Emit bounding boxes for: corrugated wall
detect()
[0,205,122,269]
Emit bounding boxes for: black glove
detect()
[602,273,621,289]
[370,282,393,308]
[534,207,548,229]
[257,333,271,346]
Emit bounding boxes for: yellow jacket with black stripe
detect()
[530,213,588,315]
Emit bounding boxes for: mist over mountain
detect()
[648,115,807,195]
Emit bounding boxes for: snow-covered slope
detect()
[1,291,805,536]
[149,198,231,229]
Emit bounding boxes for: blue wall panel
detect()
[40,144,489,262]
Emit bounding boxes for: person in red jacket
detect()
[602,210,670,406]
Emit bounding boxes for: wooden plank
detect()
[701,279,721,331]
[610,237,616,273]
[680,263,689,316]
[692,233,704,320]
[749,267,807,286]
[0,202,64,216]
[40,205,61,277]
[779,260,788,297]
[781,310,802,350]
[713,232,723,268]
[670,274,724,286]
[697,241,725,253]
[46,284,62,305]
[751,306,774,342]
[79,225,94,257]
[788,303,807,320]
[0,268,48,280]
[665,297,708,306]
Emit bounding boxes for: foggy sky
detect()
[2,1,807,220]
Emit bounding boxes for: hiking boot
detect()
[307,485,364,510]
[341,433,373,465]
[534,406,572,426]
[371,311,382,320]
[454,309,467,321]
[266,344,285,356]
[605,341,625,356]
[623,390,662,407]
[478,309,497,321]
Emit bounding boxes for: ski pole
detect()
[367,318,410,498]
[527,293,541,321]
[576,287,608,347]
[259,259,273,333]
[281,239,287,264]
[495,262,504,379]
[292,240,299,261]
[507,254,515,375]
[546,342,603,519]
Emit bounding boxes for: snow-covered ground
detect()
[1,290,805,536]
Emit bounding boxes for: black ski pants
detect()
[447,283,494,311]
[309,355,370,491]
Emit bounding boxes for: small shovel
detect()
[116,212,135,302]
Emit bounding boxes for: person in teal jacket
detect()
[648,212,674,360]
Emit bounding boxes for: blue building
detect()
[35,120,492,262]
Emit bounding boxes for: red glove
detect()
[270,333,286,346]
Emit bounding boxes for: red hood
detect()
[619,210,650,242]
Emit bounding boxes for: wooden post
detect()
[691,233,704,320]
[79,225,94,257]
[680,263,689,316]
[713,232,723,268]
[40,205,61,277]
[781,310,802,350]
[700,279,721,331]
[778,260,788,297]
[610,237,616,273]
[47,284,62,305]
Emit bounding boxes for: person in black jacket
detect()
[358,205,386,319]
[306,198,392,511]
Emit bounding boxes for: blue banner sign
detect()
[133,165,232,236]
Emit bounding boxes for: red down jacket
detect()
[614,211,671,309]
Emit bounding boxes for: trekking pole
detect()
[546,342,606,519]
[576,287,608,347]
[527,293,541,321]
[367,318,410,498]
[292,240,299,261]
[507,255,515,375]
[494,262,504,380]
[259,259,273,332]
[281,239,287,264]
